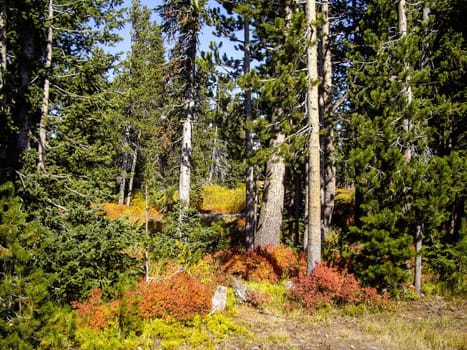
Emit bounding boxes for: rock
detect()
[211,285,228,313]
[284,280,294,291]
[232,277,248,303]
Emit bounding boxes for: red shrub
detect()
[288,262,378,309]
[137,272,213,322]
[245,290,271,308]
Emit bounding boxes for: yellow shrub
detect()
[101,202,163,226]
[200,184,245,214]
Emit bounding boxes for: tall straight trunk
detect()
[126,129,141,206]
[118,169,127,205]
[413,4,430,296]
[0,2,6,110]
[178,39,196,208]
[399,0,413,161]
[17,25,35,153]
[208,125,218,183]
[118,126,130,205]
[319,0,335,239]
[255,130,285,248]
[414,225,422,294]
[306,0,321,274]
[144,181,150,282]
[244,17,256,249]
[38,0,53,170]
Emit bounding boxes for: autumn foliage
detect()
[214,244,300,283]
[72,288,120,330]
[101,199,163,226]
[288,262,378,309]
[138,272,213,321]
[73,271,214,329]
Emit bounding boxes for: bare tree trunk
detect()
[414,225,423,294]
[306,0,321,274]
[38,0,53,170]
[144,181,150,282]
[244,17,256,249]
[319,0,335,239]
[178,39,196,208]
[118,169,127,205]
[0,2,6,110]
[17,24,35,153]
[255,131,285,248]
[118,126,130,205]
[126,129,141,206]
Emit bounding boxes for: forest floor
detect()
[212,297,466,350]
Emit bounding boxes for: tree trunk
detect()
[144,181,150,282]
[0,2,6,110]
[179,114,192,205]
[414,225,422,294]
[244,16,256,249]
[38,0,53,170]
[178,39,196,208]
[118,126,131,205]
[306,0,321,274]
[319,0,335,239]
[118,169,127,205]
[126,129,141,206]
[17,24,35,154]
[255,131,286,248]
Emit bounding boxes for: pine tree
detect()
[113,0,167,205]
[344,0,463,291]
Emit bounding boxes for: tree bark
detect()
[38,0,53,170]
[414,225,422,294]
[244,16,256,249]
[17,23,36,154]
[306,0,321,274]
[0,2,6,111]
[126,129,141,206]
[178,38,196,208]
[255,131,285,248]
[319,0,335,239]
[118,126,130,205]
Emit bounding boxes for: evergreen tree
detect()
[113,0,167,205]
[344,0,465,292]
[158,0,208,210]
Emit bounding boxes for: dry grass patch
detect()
[217,297,466,350]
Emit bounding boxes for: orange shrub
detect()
[288,262,378,309]
[137,272,213,322]
[214,245,300,283]
[101,201,163,226]
[73,269,215,328]
[71,288,119,330]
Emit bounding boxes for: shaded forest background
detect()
[0,0,465,348]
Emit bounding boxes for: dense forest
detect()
[0,0,465,348]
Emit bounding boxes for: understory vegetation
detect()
[1,0,465,348]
